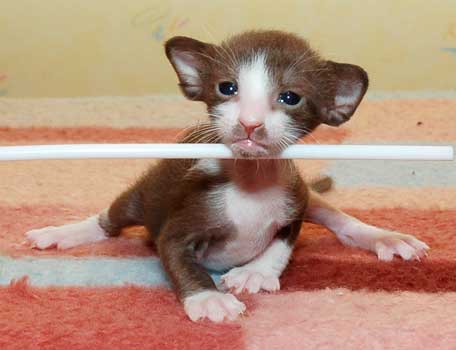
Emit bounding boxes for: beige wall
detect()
[0,0,455,97]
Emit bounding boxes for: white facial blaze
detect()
[238,53,271,125]
[214,53,272,135]
[214,52,294,149]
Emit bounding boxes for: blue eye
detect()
[218,81,238,96]
[278,91,301,106]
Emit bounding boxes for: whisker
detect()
[220,43,240,72]
[182,126,219,144]
[300,131,320,144]
[286,124,321,145]
[193,51,229,68]
[207,113,224,119]
[200,26,239,75]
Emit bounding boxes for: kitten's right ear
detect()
[314,61,369,126]
[165,36,215,100]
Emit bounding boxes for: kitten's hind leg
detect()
[26,214,108,250]
[221,221,302,295]
[26,187,144,250]
[100,187,144,237]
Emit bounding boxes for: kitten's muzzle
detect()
[239,120,263,137]
[230,138,269,158]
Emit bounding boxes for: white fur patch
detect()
[249,239,292,275]
[307,207,429,261]
[213,100,240,140]
[224,184,290,228]
[221,239,292,294]
[238,53,271,107]
[183,290,246,322]
[202,184,292,270]
[237,54,271,129]
[192,159,221,176]
[264,109,295,144]
[26,215,107,250]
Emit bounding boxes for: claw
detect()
[373,230,429,262]
[221,267,280,294]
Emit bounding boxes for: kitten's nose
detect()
[240,120,263,136]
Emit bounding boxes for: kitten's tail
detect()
[309,175,333,194]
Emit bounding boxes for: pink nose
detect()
[240,120,263,136]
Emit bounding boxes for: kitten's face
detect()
[165,31,368,157]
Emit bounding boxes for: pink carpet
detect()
[1,96,455,349]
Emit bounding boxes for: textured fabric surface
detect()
[0,96,455,350]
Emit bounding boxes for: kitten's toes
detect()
[374,231,429,261]
[221,267,280,294]
[183,290,246,322]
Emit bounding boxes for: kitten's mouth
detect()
[230,138,269,158]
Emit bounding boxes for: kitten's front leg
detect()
[305,192,429,261]
[221,222,301,294]
[157,222,245,322]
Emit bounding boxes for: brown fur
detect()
[101,126,307,299]
[166,30,368,133]
[102,30,368,300]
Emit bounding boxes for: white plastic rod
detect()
[0,144,452,161]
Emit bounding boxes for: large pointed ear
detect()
[165,36,215,100]
[315,61,369,126]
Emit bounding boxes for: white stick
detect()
[0,144,452,161]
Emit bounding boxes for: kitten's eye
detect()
[278,91,301,106]
[218,81,238,96]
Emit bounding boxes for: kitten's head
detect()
[165,30,368,158]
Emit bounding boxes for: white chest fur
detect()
[224,184,291,231]
[203,182,293,271]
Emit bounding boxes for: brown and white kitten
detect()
[26,30,429,323]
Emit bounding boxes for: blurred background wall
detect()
[0,0,455,97]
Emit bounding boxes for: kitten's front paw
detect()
[221,267,280,294]
[372,231,429,261]
[183,290,246,322]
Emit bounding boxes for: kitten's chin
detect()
[230,139,270,158]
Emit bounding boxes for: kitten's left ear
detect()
[165,36,215,100]
[315,61,369,126]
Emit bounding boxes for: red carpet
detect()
[1,96,455,350]
[1,278,245,350]
[2,205,456,294]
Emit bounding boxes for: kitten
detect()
[26,30,429,322]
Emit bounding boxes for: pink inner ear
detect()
[169,50,205,99]
[335,81,363,108]
[171,51,200,84]
[318,62,368,126]
[165,36,216,101]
